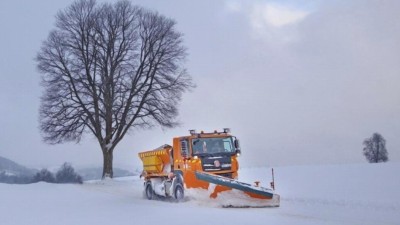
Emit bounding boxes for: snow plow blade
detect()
[195,171,280,207]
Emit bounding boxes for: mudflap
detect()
[195,171,280,207]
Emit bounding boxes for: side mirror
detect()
[234,139,241,156]
[234,139,240,150]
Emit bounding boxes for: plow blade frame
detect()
[195,171,275,199]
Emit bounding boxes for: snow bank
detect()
[0,163,399,225]
[240,163,400,224]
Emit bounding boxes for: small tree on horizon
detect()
[56,163,83,184]
[362,133,388,163]
[36,0,193,178]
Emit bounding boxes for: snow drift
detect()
[1,162,399,225]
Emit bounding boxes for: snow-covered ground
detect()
[1,163,399,225]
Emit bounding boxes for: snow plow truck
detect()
[138,129,280,207]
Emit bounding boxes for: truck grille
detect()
[201,156,231,172]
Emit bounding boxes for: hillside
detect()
[0,156,36,176]
[0,156,135,183]
[77,167,136,181]
[1,162,399,225]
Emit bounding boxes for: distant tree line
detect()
[0,162,82,184]
[32,163,82,184]
[0,172,33,184]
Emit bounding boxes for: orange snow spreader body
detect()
[138,129,280,207]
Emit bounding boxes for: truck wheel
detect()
[174,184,184,201]
[145,182,154,200]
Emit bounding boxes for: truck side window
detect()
[180,139,189,158]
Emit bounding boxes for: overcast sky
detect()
[0,0,399,170]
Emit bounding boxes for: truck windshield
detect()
[192,137,235,155]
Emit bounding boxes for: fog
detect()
[0,0,399,170]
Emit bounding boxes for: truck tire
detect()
[145,182,154,200]
[174,183,184,201]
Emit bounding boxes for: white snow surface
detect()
[1,163,399,225]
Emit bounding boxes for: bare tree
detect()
[362,133,388,163]
[36,0,193,178]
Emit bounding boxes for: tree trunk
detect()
[102,150,113,179]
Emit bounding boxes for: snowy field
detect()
[1,163,399,225]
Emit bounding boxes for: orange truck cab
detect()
[139,128,241,200]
